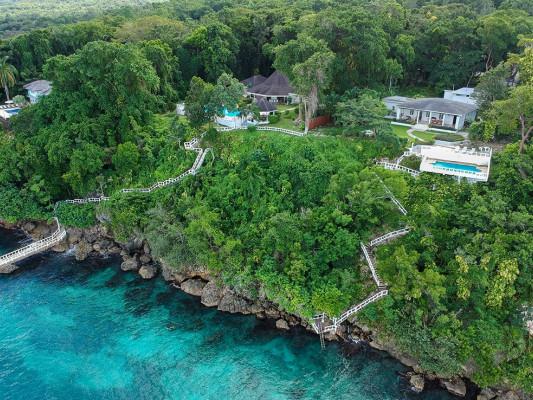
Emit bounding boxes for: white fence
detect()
[369,227,410,247]
[0,218,66,267]
[375,161,420,178]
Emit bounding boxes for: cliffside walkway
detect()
[312,180,411,340]
[375,160,420,178]
[0,218,66,268]
[2,125,303,267]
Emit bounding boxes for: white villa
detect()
[244,71,299,104]
[383,96,412,114]
[415,145,492,182]
[394,98,477,130]
[23,80,52,103]
[443,87,476,105]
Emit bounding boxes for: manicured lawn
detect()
[434,133,464,142]
[391,124,435,145]
[276,104,299,112]
[411,130,435,142]
[269,116,304,131]
[391,124,410,139]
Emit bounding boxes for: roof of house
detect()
[247,71,294,96]
[241,75,267,88]
[23,80,52,95]
[398,98,478,115]
[255,98,277,112]
[383,96,413,103]
[448,87,475,96]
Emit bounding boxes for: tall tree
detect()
[184,21,239,82]
[274,36,334,133]
[0,56,17,101]
[185,76,214,127]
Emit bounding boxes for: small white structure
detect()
[23,80,52,104]
[255,98,277,118]
[176,103,185,116]
[416,145,492,182]
[395,98,477,130]
[443,87,476,105]
[0,104,21,120]
[383,96,412,114]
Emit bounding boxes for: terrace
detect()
[417,145,492,182]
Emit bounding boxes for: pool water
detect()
[432,161,480,173]
[6,107,21,115]
[223,107,240,117]
[0,228,457,400]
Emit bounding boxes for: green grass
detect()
[411,130,435,142]
[391,124,436,145]
[391,124,410,139]
[434,133,464,142]
[276,104,299,112]
[269,115,304,131]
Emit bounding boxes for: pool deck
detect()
[418,145,491,182]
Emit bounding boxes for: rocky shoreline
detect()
[0,220,528,400]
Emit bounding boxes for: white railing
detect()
[375,161,420,177]
[256,126,305,136]
[0,218,66,267]
[369,227,410,247]
[315,290,389,333]
[361,242,381,287]
[213,125,305,136]
[336,290,389,325]
[427,165,489,179]
[312,180,410,336]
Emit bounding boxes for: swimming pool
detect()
[432,161,481,173]
[5,108,21,115]
[223,107,240,117]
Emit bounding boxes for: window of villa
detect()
[426,112,430,118]
[439,113,444,119]
[409,110,414,115]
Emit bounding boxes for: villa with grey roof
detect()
[23,80,52,104]
[394,97,477,130]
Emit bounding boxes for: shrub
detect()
[247,124,257,132]
[435,133,464,142]
[55,202,96,228]
[268,114,280,124]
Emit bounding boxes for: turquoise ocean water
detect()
[0,228,457,400]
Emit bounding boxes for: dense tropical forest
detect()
[0,0,531,395]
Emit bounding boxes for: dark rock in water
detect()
[67,228,83,244]
[201,281,223,307]
[161,263,184,282]
[181,278,206,297]
[125,238,144,254]
[217,291,250,314]
[75,240,92,261]
[477,388,496,400]
[139,254,151,264]
[409,374,425,393]
[0,263,18,274]
[442,378,467,397]
[23,221,36,232]
[275,319,290,330]
[166,322,177,331]
[139,264,157,280]
[52,241,69,253]
[497,392,520,400]
[121,256,140,272]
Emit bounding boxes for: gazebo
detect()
[255,98,277,118]
[246,71,298,103]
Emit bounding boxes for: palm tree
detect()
[0,56,17,102]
